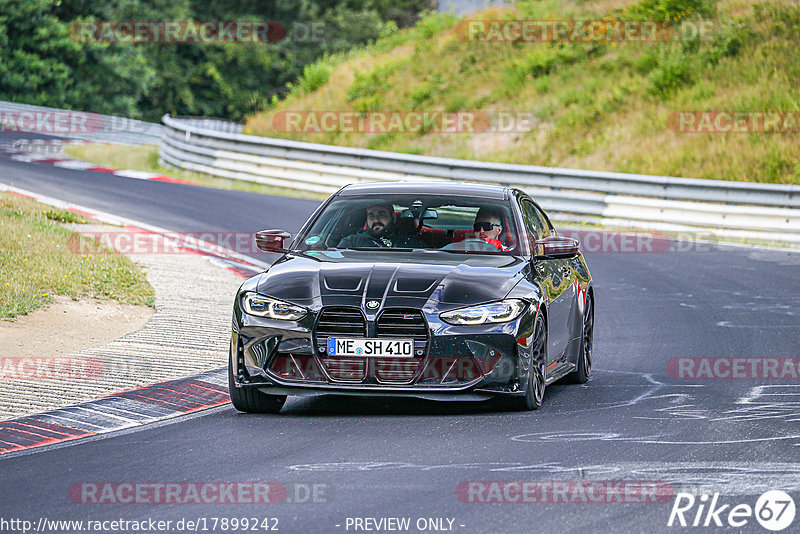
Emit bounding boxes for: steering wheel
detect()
[440,237,502,252]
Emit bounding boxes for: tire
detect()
[507,313,546,411]
[565,295,593,384]
[228,361,287,414]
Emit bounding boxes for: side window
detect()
[533,204,553,238]
[520,200,549,240]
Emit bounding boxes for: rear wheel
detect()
[566,295,593,384]
[228,362,287,413]
[507,313,546,411]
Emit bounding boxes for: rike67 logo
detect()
[668,490,796,531]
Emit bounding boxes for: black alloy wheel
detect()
[508,313,546,411]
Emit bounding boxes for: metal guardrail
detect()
[160,114,800,241]
[168,117,243,134]
[0,100,162,145]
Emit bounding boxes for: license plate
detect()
[327,338,414,358]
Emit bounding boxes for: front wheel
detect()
[228,362,287,413]
[507,313,546,411]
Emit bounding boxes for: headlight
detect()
[242,292,307,320]
[440,299,527,325]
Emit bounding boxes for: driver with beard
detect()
[337,202,427,249]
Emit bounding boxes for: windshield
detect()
[294,194,520,254]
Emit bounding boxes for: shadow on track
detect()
[226,385,576,417]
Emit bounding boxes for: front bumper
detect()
[230,305,536,399]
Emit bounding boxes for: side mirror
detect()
[534,236,579,259]
[255,229,291,253]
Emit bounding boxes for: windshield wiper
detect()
[328,247,415,252]
[420,248,505,255]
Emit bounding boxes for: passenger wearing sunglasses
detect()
[472,207,507,251]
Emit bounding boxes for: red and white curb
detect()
[0,368,229,456]
[0,183,269,278]
[0,143,198,185]
[0,184,263,454]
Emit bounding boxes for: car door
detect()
[520,199,572,362]
[535,204,581,346]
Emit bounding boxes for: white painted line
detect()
[113,169,159,180]
[33,413,109,433]
[67,405,142,425]
[52,160,98,170]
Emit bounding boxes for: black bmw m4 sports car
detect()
[229,182,593,412]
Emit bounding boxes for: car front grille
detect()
[315,307,367,381]
[375,309,427,384]
[319,358,367,382]
[316,307,367,337]
[375,309,428,339]
[314,306,429,384]
[374,358,421,382]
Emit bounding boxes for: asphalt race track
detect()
[2,139,799,533]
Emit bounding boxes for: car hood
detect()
[255,250,528,310]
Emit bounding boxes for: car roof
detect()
[337,182,509,200]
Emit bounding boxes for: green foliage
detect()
[0,0,85,109]
[527,45,584,77]
[246,0,800,185]
[754,2,800,38]
[347,63,398,111]
[366,0,437,28]
[444,94,469,113]
[638,14,751,97]
[702,20,751,65]
[1,193,153,318]
[409,73,446,109]
[0,0,429,121]
[629,0,715,20]
[647,45,692,97]
[299,62,332,94]
[43,210,82,224]
[415,12,457,39]
[762,146,797,184]
[498,44,585,97]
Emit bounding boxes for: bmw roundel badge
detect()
[366,300,380,310]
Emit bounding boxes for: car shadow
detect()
[270,383,575,417]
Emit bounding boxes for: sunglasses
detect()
[473,221,502,232]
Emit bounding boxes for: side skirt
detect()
[545,362,576,385]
